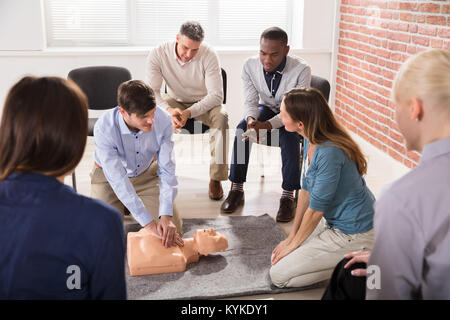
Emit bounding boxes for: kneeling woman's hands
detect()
[271,238,297,266]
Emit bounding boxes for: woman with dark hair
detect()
[0,76,126,299]
[269,87,375,288]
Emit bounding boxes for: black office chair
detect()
[68,66,132,191]
[257,75,331,200]
[166,68,227,134]
[310,74,331,103]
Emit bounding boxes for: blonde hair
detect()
[284,88,368,175]
[392,49,450,112]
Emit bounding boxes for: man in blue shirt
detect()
[91,80,183,248]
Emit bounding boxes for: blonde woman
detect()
[323,49,450,300]
[366,49,450,299]
[270,87,375,288]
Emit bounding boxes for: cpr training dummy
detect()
[127,228,228,276]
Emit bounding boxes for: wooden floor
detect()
[68,131,410,300]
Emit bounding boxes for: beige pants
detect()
[270,219,374,288]
[90,160,183,234]
[163,94,229,181]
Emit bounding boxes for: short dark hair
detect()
[118,80,156,117]
[260,27,288,45]
[179,21,205,42]
[0,76,88,180]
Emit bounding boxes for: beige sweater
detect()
[145,41,223,118]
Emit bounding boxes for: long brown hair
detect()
[284,87,367,175]
[0,76,88,180]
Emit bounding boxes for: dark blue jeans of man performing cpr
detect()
[229,105,302,191]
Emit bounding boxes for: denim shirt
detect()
[302,140,375,234]
[0,173,126,299]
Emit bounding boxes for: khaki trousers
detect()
[90,160,183,234]
[163,94,229,181]
[269,219,374,288]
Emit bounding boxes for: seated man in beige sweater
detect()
[146,21,228,200]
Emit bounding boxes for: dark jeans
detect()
[229,105,302,191]
[321,258,367,300]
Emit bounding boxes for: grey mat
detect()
[124,214,318,300]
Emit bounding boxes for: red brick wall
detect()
[334,0,450,168]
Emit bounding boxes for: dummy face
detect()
[194,229,228,256]
[394,98,422,152]
[259,38,290,73]
[280,100,303,135]
[119,107,156,133]
[176,34,201,63]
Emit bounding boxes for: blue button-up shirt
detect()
[93,106,177,227]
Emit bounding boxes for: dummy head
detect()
[194,229,228,256]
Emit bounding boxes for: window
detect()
[44,0,298,47]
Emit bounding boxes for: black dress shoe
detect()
[220,190,244,213]
[276,197,296,222]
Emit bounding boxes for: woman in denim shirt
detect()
[0,76,126,299]
[270,87,375,288]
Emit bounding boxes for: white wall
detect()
[0,0,336,127]
[302,0,336,50]
[0,0,45,50]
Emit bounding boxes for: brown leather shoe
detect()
[276,197,296,222]
[209,179,224,200]
[220,190,244,213]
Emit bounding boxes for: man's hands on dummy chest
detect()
[167,107,191,130]
[144,216,184,248]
